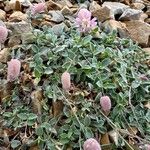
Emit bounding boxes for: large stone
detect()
[52,22,68,36]
[5,0,31,11]
[0,48,10,63]
[0,9,6,21]
[61,6,73,15]
[119,8,142,21]
[131,3,145,10]
[8,35,21,47]
[143,47,150,54]
[102,20,128,38]
[91,6,113,22]
[139,13,148,21]
[49,11,64,23]
[102,2,129,16]
[146,6,150,16]
[9,11,28,22]
[57,0,73,8]
[89,1,101,12]
[46,0,62,11]
[6,21,32,34]
[124,20,150,47]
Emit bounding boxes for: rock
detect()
[57,0,73,8]
[46,0,62,11]
[131,3,145,10]
[0,9,6,21]
[8,35,21,47]
[92,6,113,22]
[89,1,101,12]
[52,22,68,36]
[0,48,10,63]
[124,20,150,47]
[102,20,128,38]
[139,13,148,21]
[48,11,64,23]
[146,6,150,16]
[102,2,129,16]
[5,0,31,11]
[119,8,142,21]
[145,18,150,24]
[6,21,32,34]
[61,6,73,15]
[9,11,28,22]
[143,47,150,54]
[132,0,143,3]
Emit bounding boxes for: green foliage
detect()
[1,26,150,149]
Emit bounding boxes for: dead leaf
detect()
[144,101,150,109]
[128,127,138,135]
[31,89,43,115]
[100,133,110,145]
[52,100,64,117]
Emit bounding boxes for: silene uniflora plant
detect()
[1,7,150,150]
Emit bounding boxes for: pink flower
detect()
[31,2,46,15]
[61,71,71,91]
[0,26,8,43]
[83,138,101,150]
[100,96,111,112]
[7,59,21,82]
[146,144,150,150]
[75,8,97,33]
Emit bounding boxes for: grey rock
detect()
[119,8,142,21]
[0,48,10,63]
[52,22,68,36]
[92,6,114,22]
[49,11,64,23]
[102,2,129,16]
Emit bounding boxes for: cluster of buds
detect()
[61,71,71,91]
[7,59,21,82]
[0,26,8,44]
[83,138,101,150]
[100,96,111,112]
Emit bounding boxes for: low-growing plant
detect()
[1,24,150,149]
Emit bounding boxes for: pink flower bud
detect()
[61,71,71,91]
[31,2,46,15]
[83,138,101,150]
[0,26,8,43]
[146,144,150,150]
[7,59,21,82]
[100,96,111,112]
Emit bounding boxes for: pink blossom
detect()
[83,138,101,150]
[100,96,111,112]
[31,2,46,15]
[0,26,8,43]
[75,8,97,33]
[61,72,71,91]
[146,144,150,150]
[7,59,21,82]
